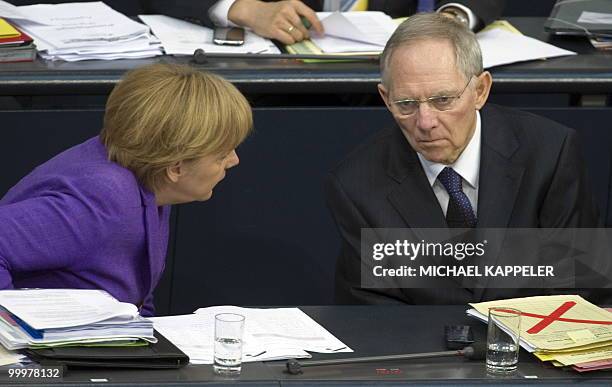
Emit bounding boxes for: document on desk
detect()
[0,345,22,366]
[468,295,612,352]
[476,27,575,69]
[139,15,280,55]
[152,306,352,364]
[151,312,310,364]
[310,11,396,53]
[195,306,352,353]
[0,0,46,24]
[2,1,162,61]
[0,289,139,330]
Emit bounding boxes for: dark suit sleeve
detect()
[325,172,406,305]
[438,0,506,29]
[540,129,601,228]
[538,129,612,304]
[140,0,219,28]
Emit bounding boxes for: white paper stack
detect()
[151,306,352,364]
[0,1,162,61]
[310,11,397,53]
[139,15,280,55]
[0,289,155,350]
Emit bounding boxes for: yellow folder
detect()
[0,18,20,39]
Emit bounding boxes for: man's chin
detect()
[420,150,455,165]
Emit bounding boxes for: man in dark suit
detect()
[142,0,504,44]
[325,13,606,305]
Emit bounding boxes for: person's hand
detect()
[228,0,324,44]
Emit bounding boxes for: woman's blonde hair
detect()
[100,64,252,191]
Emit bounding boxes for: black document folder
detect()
[23,331,189,369]
[545,0,612,37]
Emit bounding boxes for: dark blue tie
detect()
[437,167,476,228]
[416,0,435,13]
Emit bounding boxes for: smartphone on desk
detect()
[213,27,245,46]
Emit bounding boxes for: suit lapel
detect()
[385,127,465,289]
[474,105,525,300]
[476,105,523,229]
[385,127,448,234]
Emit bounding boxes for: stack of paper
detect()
[289,16,576,68]
[151,306,352,364]
[0,1,162,61]
[0,17,35,63]
[0,289,155,350]
[287,11,396,56]
[589,37,612,51]
[139,15,280,55]
[467,295,612,372]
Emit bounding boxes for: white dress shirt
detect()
[417,111,481,217]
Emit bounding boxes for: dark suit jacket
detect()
[141,0,505,30]
[325,104,607,305]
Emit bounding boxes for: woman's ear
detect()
[165,161,183,183]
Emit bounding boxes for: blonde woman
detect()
[0,64,252,316]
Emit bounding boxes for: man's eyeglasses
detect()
[392,77,474,116]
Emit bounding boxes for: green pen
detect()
[300,16,312,30]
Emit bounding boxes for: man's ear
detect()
[165,161,184,183]
[474,71,492,110]
[378,83,392,111]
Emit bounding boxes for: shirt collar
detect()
[417,110,481,189]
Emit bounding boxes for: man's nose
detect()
[415,102,438,130]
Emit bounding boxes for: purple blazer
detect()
[0,137,170,316]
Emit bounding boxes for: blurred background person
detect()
[142,0,506,44]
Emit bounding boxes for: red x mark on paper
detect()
[499,301,612,334]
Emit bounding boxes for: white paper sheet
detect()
[152,306,351,365]
[195,306,352,354]
[476,28,576,69]
[0,0,46,24]
[15,2,149,49]
[139,15,279,55]
[0,289,138,330]
[578,11,612,25]
[151,312,310,364]
[311,11,396,53]
[0,345,24,366]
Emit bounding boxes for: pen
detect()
[300,16,312,30]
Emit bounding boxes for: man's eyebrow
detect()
[395,89,455,100]
[430,88,456,97]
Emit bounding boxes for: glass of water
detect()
[486,307,521,373]
[213,313,245,376]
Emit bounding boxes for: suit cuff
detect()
[437,3,477,30]
[209,0,238,27]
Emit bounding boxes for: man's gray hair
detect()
[380,13,483,86]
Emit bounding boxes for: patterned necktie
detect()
[416,0,436,13]
[437,167,477,228]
